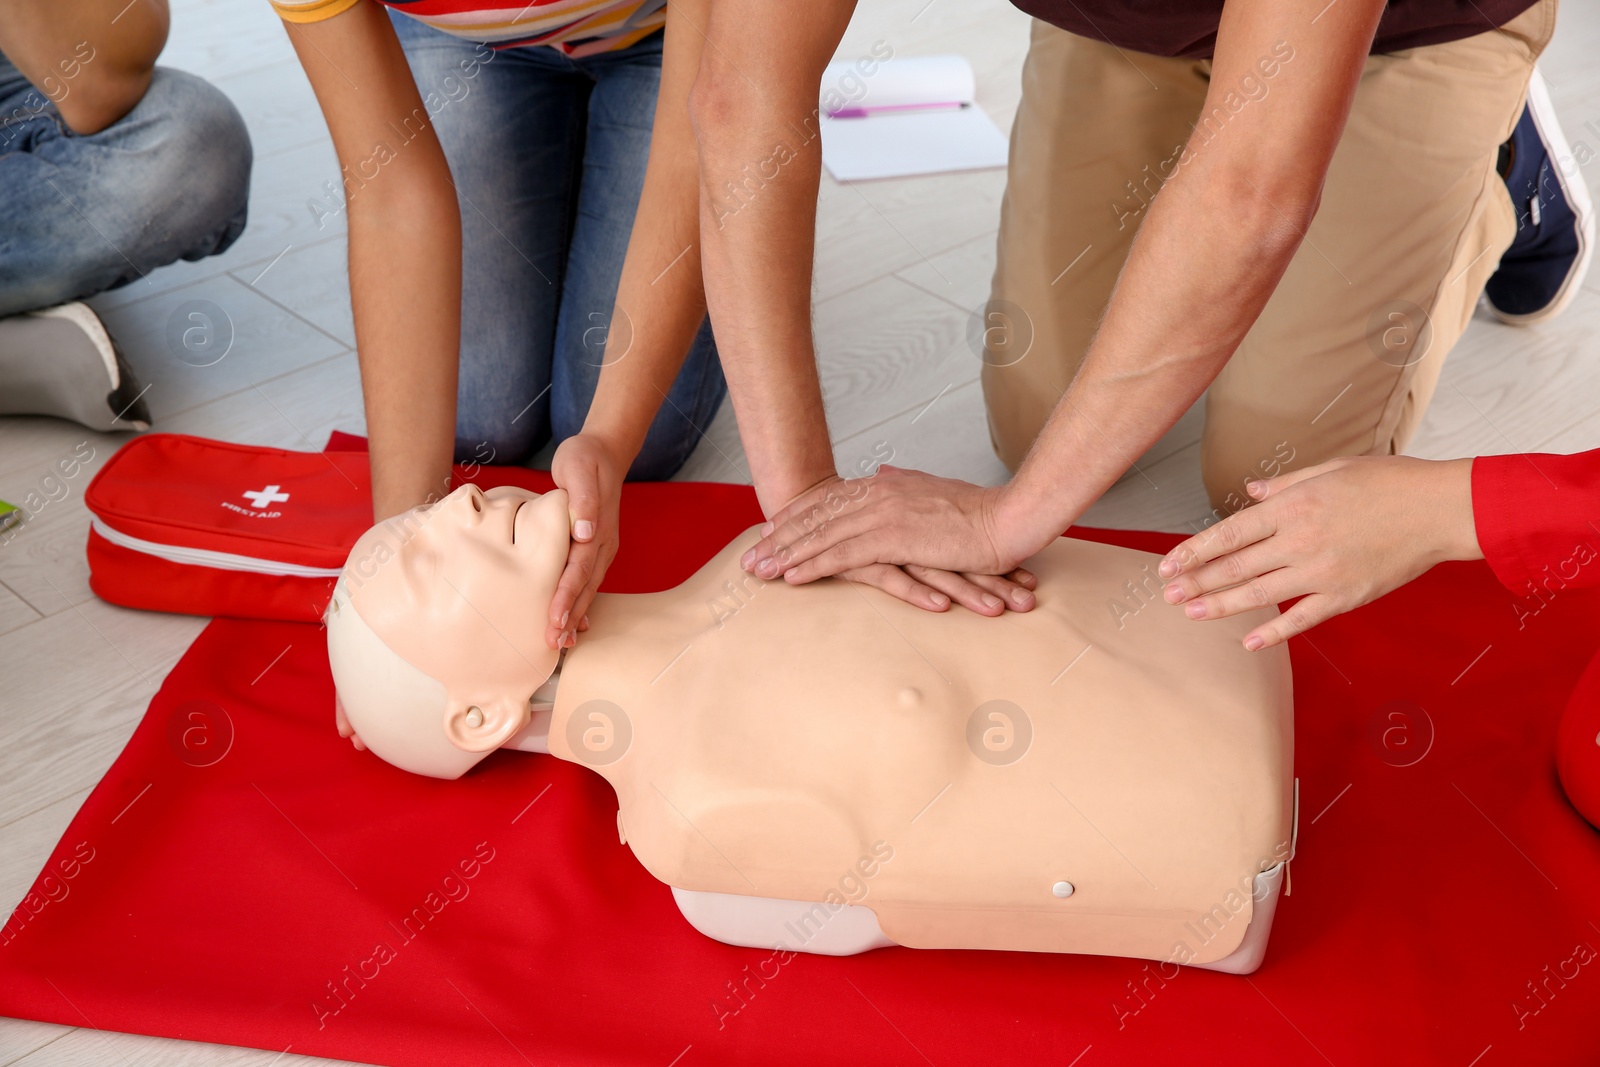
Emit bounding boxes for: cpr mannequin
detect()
[328,485,1296,973]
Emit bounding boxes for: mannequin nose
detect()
[443,484,487,522]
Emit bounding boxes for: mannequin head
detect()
[326,484,570,777]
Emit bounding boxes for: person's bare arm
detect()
[546,0,1037,647]
[687,0,853,515]
[742,0,1389,585]
[285,2,460,519]
[0,0,169,133]
[578,2,711,463]
[544,0,716,648]
[993,0,1387,553]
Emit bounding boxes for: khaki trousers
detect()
[984,1,1557,514]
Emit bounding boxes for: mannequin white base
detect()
[671,862,1286,974]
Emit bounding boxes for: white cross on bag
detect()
[242,485,290,509]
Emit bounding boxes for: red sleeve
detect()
[1471,451,1600,595]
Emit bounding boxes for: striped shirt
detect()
[271,0,667,57]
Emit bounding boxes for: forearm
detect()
[581,0,714,468]
[349,183,461,520]
[693,95,834,510]
[0,0,169,133]
[581,158,706,467]
[998,174,1309,553]
[286,2,463,520]
[689,1,855,514]
[996,0,1382,558]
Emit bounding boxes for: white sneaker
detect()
[0,301,151,431]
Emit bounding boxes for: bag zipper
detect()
[90,517,343,578]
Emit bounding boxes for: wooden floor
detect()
[3,1,1600,1063]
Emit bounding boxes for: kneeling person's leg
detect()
[551,32,727,481]
[983,21,1208,472]
[390,14,589,464]
[1200,0,1555,515]
[0,64,251,316]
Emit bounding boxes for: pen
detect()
[826,101,968,119]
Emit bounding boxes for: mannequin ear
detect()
[442,696,526,753]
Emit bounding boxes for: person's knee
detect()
[456,427,542,469]
[135,69,254,258]
[980,366,1051,473]
[1201,433,1302,516]
[623,372,726,482]
[0,70,253,309]
[626,434,696,481]
[1199,469,1257,522]
[456,402,546,467]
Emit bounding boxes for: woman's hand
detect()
[1159,455,1481,650]
[546,434,626,650]
[740,467,1041,614]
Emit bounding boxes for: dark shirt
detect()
[1010,0,1539,58]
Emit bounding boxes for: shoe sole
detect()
[1490,69,1596,326]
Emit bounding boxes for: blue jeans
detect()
[391,15,725,480]
[0,51,251,317]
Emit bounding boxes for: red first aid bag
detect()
[84,434,373,622]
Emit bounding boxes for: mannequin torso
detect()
[552,529,1293,965]
[329,487,1294,969]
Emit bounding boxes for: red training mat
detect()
[3,470,1599,1065]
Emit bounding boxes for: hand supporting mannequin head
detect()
[326,484,570,778]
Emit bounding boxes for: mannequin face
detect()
[328,484,569,777]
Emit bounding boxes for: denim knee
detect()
[73,69,252,291]
[625,435,699,481]
[0,69,253,311]
[137,68,253,262]
[454,405,548,467]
